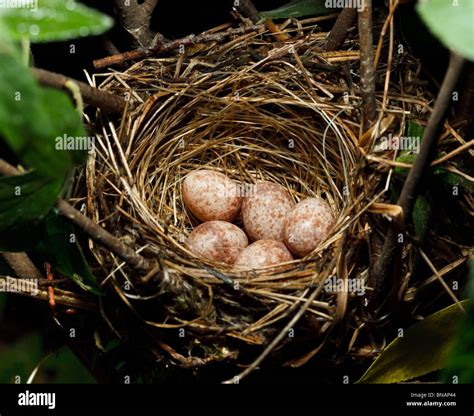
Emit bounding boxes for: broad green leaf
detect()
[37,212,101,295]
[259,0,332,21]
[417,0,474,61]
[0,332,43,383]
[0,172,62,230]
[38,346,96,383]
[0,52,88,176]
[0,0,113,43]
[443,259,474,383]
[356,300,469,384]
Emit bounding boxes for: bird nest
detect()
[74,19,454,377]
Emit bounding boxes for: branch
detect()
[0,276,97,311]
[1,253,43,280]
[368,52,465,313]
[324,8,358,52]
[56,200,151,272]
[113,0,158,48]
[32,68,126,114]
[0,160,152,274]
[93,23,265,69]
[358,0,376,132]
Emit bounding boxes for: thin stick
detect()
[0,275,97,311]
[222,282,326,384]
[369,52,465,311]
[93,24,265,69]
[324,8,358,52]
[358,0,377,132]
[32,68,126,114]
[418,249,465,313]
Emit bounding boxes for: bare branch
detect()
[32,68,127,114]
[358,0,376,132]
[324,8,358,52]
[368,52,465,313]
[1,253,43,280]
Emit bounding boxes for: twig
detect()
[222,283,325,384]
[0,160,152,274]
[112,0,158,48]
[0,275,97,311]
[1,253,43,280]
[368,52,465,313]
[32,68,126,114]
[324,8,358,52]
[263,18,290,42]
[417,249,465,312]
[358,0,377,132]
[93,23,265,69]
[373,0,400,68]
[56,200,151,272]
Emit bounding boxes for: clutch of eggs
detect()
[182,169,336,268]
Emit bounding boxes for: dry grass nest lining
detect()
[79,21,431,354]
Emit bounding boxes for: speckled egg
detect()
[234,239,294,270]
[186,221,248,264]
[283,197,335,257]
[242,181,294,241]
[182,170,242,222]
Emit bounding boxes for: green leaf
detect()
[0,0,113,43]
[259,0,332,21]
[38,346,96,383]
[433,167,474,193]
[417,0,474,61]
[0,52,88,177]
[37,212,102,295]
[412,193,431,241]
[356,300,470,384]
[0,332,43,383]
[406,121,424,140]
[0,172,62,231]
[443,259,474,383]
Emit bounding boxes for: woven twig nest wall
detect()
[78,21,430,373]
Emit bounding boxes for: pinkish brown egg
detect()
[283,197,335,257]
[182,170,242,222]
[242,181,294,241]
[186,221,248,264]
[234,239,294,271]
